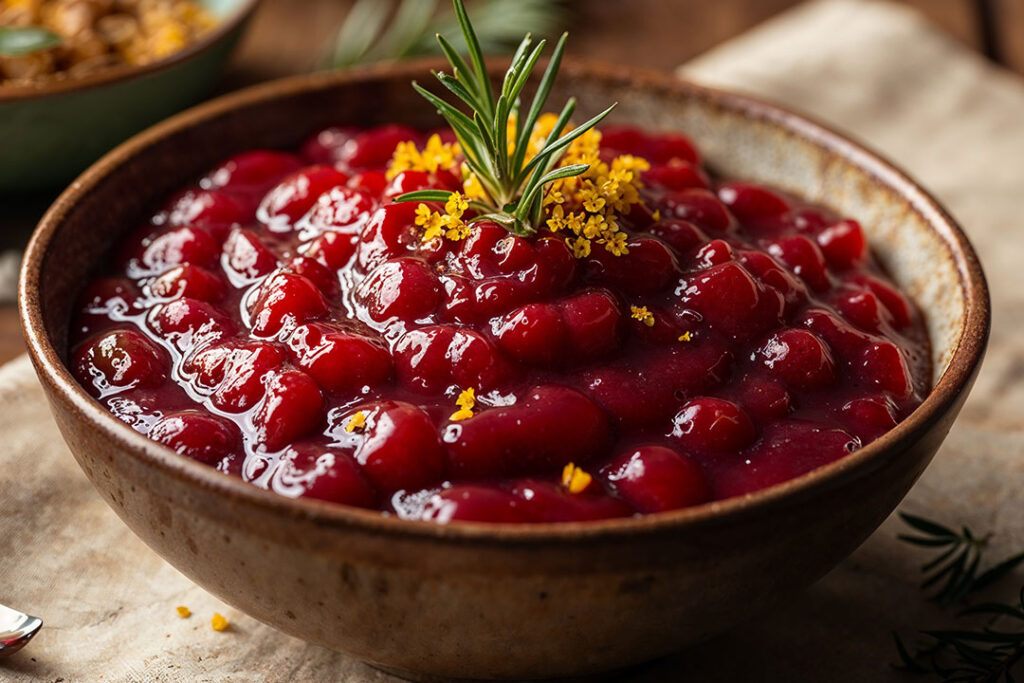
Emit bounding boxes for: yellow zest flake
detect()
[652,210,661,222]
[678,331,692,342]
[387,134,461,180]
[345,411,367,433]
[211,613,229,632]
[414,192,472,244]
[568,237,592,259]
[600,231,630,256]
[561,463,593,494]
[450,387,476,422]
[175,606,191,618]
[631,305,655,327]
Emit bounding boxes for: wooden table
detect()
[1,0,1020,365]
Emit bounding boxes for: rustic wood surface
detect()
[1,0,1020,365]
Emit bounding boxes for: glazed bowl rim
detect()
[19,58,990,544]
[0,0,260,104]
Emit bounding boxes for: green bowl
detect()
[0,0,259,192]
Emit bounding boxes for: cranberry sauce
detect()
[69,123,930,523]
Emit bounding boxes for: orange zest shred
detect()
[345,411,367,433]
[561,463,592,494]
[211,613,229,632]
[449,387,476,422]
[678,331,693,342]
[630,305,656,327]
[175,605,191,618]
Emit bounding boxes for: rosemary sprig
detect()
[899,513,1024,606]
[326,0,564,68]
[893,513,1024,681]
[393,0,616,237]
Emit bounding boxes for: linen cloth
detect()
[2,0,1023,679]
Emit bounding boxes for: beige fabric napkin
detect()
[3,0,1024,680]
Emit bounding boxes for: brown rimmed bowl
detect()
[18,60,989,681]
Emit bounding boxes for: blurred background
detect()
[1,0,1021,364]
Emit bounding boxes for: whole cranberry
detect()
[287,323,393,393]
[661,189,734,233]
[848,274,913,329]
[643,162,709,191]
[649,131,701,164]
[347,401,444,493]
[494,302,566,366]
[149,264,225,302]
[857,341,913,398]
[558,289,623,361]
[716,421,858,498]
[302,230,357,270]
[585,237,679,295]
[680,261,783,341]
[339,125,422,170]
[382,170,435,200]
[204,150,303,197]
[693,238,735,268]
[357,203,421,271]
[602,446,712,512]
[766,235,831,292]
[164,188,250,237]
[717,182,790,223]
[347,170,389,197]
[248,271,329,338]
[671,397,756,453]
[419,485,528,523]
[141,226,219,272]
[817,219,868,270]
[393,325,510,393]
[149,410,241,465]
[834,287,892,333]
[534,237,577,292]
[838,396,899,442]
[78,277,139,313]
[287,256,339,297]
[729,375,792,422]
[443,385,611,479]
[738,249,809,315]
[257,165,350,230]
[271,444,377,508]
[295,185,375,239]
[759,328,836,390]
[355,258,441,322]
[150,297,236,350]
[299,126,361,164]
[73,328,168,396]
[223,228,279,282]
[508,480,632,522]
[598,125,652,157]
[211,342,285,412]
[649,219,708,254]
[252,370,324,451]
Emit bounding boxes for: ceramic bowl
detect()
[0,0,259,192]
[19,61,989,681]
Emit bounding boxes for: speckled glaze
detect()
[0,0,259,192]
[19,61,989,681]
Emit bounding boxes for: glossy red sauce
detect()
[69,123,930,523]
